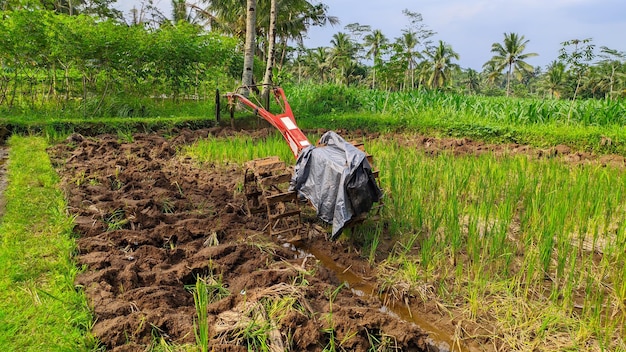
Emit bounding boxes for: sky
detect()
[115,0,626,71]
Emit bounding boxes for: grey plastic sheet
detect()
[290,131,382,239]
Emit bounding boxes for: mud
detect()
[49,129,432,351]
[388,134,626,168]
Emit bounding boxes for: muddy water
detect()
[293,241,467,352]
[0,147,8,217]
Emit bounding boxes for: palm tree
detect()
[597,46,626,100]
[363,29,388,88]
[201,0,338,82]
[488,32,538,96]
[423,40,459,89]
[543,61,566,98]
[330,32,358,84]
[203,0,337,43]
[171,0,205,24]
[305,47,331,83]
[394,31,421,90]
[261,0,277,103]
[462,68,481,94]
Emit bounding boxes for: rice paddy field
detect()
[1,86,626,351]
[185,130,626,350]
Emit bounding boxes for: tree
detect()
[401,9,435,49]
[596,46,626,100]
[487,32,538,96]
[393,31,420,90]
[423,40,459,89]
[329,32,358,84]
[559,38,594,120]
[170,0,208,25]
[304,47,331,83]
[542,60,566,98]
[241,0,256,96]
[387,10,434,91]
[363,29,388,88]
[462,68,481,95]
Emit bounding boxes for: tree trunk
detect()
[372,66,376,89]
[261,0,277,107]
[278,36,287,70]
[9,68,18,108]
[0,76,8,106]
[506,63,512,96]
[241,0,257,97]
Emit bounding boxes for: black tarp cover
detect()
[290,131,382,239]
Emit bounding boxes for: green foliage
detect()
[0,9,239,117]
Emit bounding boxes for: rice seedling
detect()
[188,264,230,352]
[322,282,353,352]
[184,133,293,166]
[368,137,626,349]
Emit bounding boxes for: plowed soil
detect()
[48,129,432,352]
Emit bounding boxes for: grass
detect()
[190,270,230,352]
[0,135,97,351]
[1,115,217,145]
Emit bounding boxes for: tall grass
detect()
[370,138,626,349]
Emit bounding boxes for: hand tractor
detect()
[218,85,382,240]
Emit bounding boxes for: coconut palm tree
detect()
[261,0,277,103]
[201,0,338,82]
[363,29,388,88]
[487,32,538,96]
[304,47,331,83]
[542,60,566,98]
[423,40,459,89]
[171,0,207,24]
[394,31,421,90]
[330,32,358,84]
[596,46,626,100]
[462,68,481,94]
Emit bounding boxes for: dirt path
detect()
[49,130,432,351]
